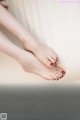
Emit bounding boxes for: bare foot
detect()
[22,33,58,68]
[19,50,65,80]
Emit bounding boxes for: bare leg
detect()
[0,4,58,68]
[0,31,65,80]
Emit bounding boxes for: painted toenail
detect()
[50,63,54,66]
[61,71,65,74]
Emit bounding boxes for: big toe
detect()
[54,66,66,77]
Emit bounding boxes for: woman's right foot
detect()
[21,32,58,68]
[19,50,65,80]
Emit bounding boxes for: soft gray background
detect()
[0,85,80,120]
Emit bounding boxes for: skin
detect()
[0,5,66,80]
[0,0,8,9]
[0,31,65,80]
[0,4,58,68]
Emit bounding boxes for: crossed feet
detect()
[0,2,65,80]
[19,32,66,80]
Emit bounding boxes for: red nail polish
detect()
[62,71,65,74]
[50,63,54,66]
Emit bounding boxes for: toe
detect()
[50,74,57,80]
[51,50,58,61]
[43,75,54,80]
[49,56,57,64]
[54,72,60,80]
[54,66,66,75]
[42,57,56,68]
[43,73,57,80]
[55,71,63,80]
[51,73,58,80]
[47,57,56,67]
[51,56,57,62]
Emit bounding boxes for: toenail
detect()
[61,71,65,74]
[50,63,54,66]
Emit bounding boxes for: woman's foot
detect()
[0,5,57,67]
[22,33,58,68]
[19,50,65,80]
